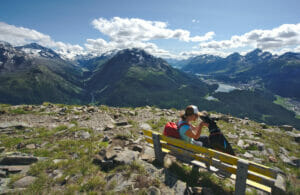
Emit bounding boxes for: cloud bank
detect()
[0,18,300,59]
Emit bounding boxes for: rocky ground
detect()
[0,103,299,194]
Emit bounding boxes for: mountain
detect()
[86,48,212,108]
[181,49,300,100]
[0,42,84,104]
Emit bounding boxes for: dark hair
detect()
[180,105,196,121]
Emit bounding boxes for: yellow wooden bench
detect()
[143,129,285,195]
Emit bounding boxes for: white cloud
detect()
[92,17,214,43]
[0,22,84,59]
[199,23,300,52]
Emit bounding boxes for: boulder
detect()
[243,152,254,159]
[13,176,37,188]
[0,155,38,165]
[104,124,115,131]
[0,165,30,174]
[139,123,152,130]
[147,186,161,195]
[75,131,90,139]
[172,180,187,195]
[26,144,36,149]
[114,149,139,165]
[0,147,5,153]
[115,121,129,126]
[0,170,6,177]
[280,125,293,131]
[132,145,143,153]
[237,140,245,148]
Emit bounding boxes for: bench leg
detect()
[235,159,249,195]
[152,133,164,166]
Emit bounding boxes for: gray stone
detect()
[0,170,6,177]
[279,154,293,165]
[202,187,214,195]
[273,174,286,194]
[115,121,129,126]
[266,148,275,156]
[140,123,152,130]
[105,149,117,160]
[291,158,300,167]
[0,165,30,174]
[75,131,90,139]
[227,133,238,139]
[26,144,36,149]
[13,176,37,188]
[279,147,289,156]
[106,173,134,192]
[0,155,38,165]
[114,149,139,165]
[132,145,143,153]
[104,124,115,131]
[243,152,254,159]
[172,180,187,195]
[147,186,161,195]
[280,125,293,131]
[237,140,245,148]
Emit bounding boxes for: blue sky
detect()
[0,0,300,59]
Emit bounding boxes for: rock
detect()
[227,133,238,139]
[132,145,143,153]
[202,187,214,195]
[26,144,36,149]
[114,149,139,165]
[13,176,37,188]
[139,123,152,130]
[279,154,293,165]
[260,123,268,129]
[105,149,117,160]
[266,148,275,156]
[243,152,254,159]
[172,180,187,195]
[0,147,5,153]
[115,121,128,126]
[279,147,289,156]
[102,136,111,142]
[104,124,115,131]
[294,134,300,143]
[87,107,95,112]
[16,143,25,149]
[0,165,30,174]
[237,140,245,148]
[0,155,38,165]
[280,125,293,131]
[106,173,135,192]
[53,159,68,164]
[0,170,6,177]
[147,186,161,195]
[128,111,135,116]
[291,158,300,167]
[75,131,90,139]
[269,156,277,163]
[273,174,286,194]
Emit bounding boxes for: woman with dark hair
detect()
[178,105,210,146]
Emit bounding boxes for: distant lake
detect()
[215,83,237,93]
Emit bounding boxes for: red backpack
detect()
[163,122,189,139]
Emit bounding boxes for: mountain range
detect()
[175,49,300,100]
[0,41,299,129]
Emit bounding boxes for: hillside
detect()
[180,49,300,100]
[86,48,212,108]
[0,104,299,194]
[0,42,84,104]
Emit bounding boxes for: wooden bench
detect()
[143,129,285,195]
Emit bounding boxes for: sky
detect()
[0,0,300,59]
